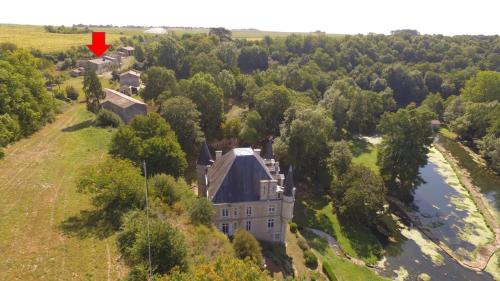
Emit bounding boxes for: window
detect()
[268,204,276,214]
[267,219,275,230]
[221,208,229,218]
[246,220,252,231]
[221,223,229,234]
[277,193,281,199]
[233,222,238,231]
[233,207,238,217]
[246,206,252,217]
[273,232,281,241]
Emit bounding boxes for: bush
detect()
[297,236,309,251]
[303,249,318,269]
[65,86,79,101]
[0,147,4,159]
[54,89,68,101]
[95,109,123,128]
[189,197,215,225]
[151,174,189,205]
[233,229,264,266]
[322,260,338,281]
[289,222,298,234]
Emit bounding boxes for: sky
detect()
[1,0,499,35]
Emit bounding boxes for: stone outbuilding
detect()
[119,70,142,95]
[100,88,147,123]
[118,46,135,56]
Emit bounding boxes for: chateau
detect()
[197,140,295,243]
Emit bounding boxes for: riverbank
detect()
[433,142,500,271]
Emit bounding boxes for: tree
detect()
[215,43,239,70]
[274,106,335,183]
[142,66,177,101]
[478,134,500,173]
[162,256,272,281]
[83,68,104,113]
[217,70,236,98]
[65,85,79,101]
[189,197,215,226]
[0,114,20,147]
[183,73,224,139]
[238,45,269,73]
[76,158,145,227]
[151,174,190,205]
[377,105,434,202]
[134,45,145,62]
[327,141,352,179]
[254,85,291,134]
[461,71,500,102]
[424,71,443,93]
[157,37,184,71]
[232,229,264,266]
[117,210,188,275]
[209,27,232,42]
[420,92,444,119]
[336,165,387,226]
[110,113,187,177]
[159,96,204,159]
[239,110,265,145]
[383,64,427,106]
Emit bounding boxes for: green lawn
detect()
[349,138,379,174]
[0,103,125,280]
[302,230,389,281]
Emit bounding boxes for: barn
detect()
[101,88,147,123]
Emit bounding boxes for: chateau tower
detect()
[197,140,213,197]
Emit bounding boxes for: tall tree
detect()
[159,96,204,159]
[110,113,187,177]
[254,85,292,134]
[82,68,104,113]
[237,45,269,73]
[183,73,224,139]
[142,66,177,101]
[377,104,434,202]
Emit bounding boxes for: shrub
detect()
[54,89,68,101]
[289,222,298,234]
[322,260,338,281]
[303,249,318,269]
[189,197,215,226]
[297,236,309,251]
[95,109,123,128]
[0,147,4,159]
[151,174,189,205]
[233,229,264,266]
[65,85,79,101]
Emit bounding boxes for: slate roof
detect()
[102,88,146,108]
[284,166,294,197]
[207,148,273,204]
[197,140,213,166]
[120,70,141,78]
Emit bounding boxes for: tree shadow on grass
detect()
[62,119,94,132]
[348,138,371,157]
[59,209,116,239]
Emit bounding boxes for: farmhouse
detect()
[119,70,142,95]
[85,56,121,75]
[100,88,147,123]
[118,46,135,56]
[197,140,295,243]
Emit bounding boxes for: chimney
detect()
[253,148,261,155]
[215,150,222,161]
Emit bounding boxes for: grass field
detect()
[0,24,144,52]
[0,102,125,280]
[349,138,379,173]
[0,24,344,52]
[302,230,389,281]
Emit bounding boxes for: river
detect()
[377,138,499,281]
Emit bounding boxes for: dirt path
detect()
[0,103,124,280]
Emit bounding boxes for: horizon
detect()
[1,0,499,36]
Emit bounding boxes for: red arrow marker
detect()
[87,32,110,57]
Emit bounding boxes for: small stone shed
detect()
[101,88,147,123]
